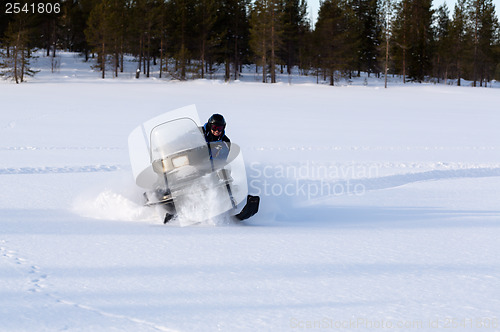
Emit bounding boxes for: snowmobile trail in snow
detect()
[0,165,122,175]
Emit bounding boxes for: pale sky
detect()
[307,0,500,25]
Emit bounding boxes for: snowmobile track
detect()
[0,165,122,175]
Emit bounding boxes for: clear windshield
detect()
[150,118,206,162]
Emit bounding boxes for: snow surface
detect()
[1,52,500,331]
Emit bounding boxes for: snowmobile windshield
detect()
[150,118,207,162]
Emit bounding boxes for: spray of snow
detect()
[72,189,159,222]
[173,173,237,227]
[70,170,236,226]
[71,173,160,223]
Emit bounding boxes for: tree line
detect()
[1,0,499,85]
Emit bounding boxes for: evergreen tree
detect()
[127,0,146,76]
[391,0,435,82]
[64,0,94,59]
[434,3,452,83]
[250,0,283,83]
[0,10,12,46]
[156,0,169,78]
[380,0,395,88]
[250,0,271,82]
[225,0,251,81]
[450,0,472,85]
[296,12,313,73]
[203,0,247,80]
[467,0,498,86]
[280,0,309,74]
[353,0,382,76]
[143,0,163,78]
[496,24,500,80]
[165,0,196,80]
[390,0,410,81]
[407,0,434,81]
[128,0,158,78]
[85,0,123,78]
[314,0,356,85]
[0,7,38,83]
[194,0,219,78]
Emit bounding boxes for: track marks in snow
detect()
[69,164,500,223]
[296,167,500,204]
[56,299,179,332]
[0,146,125,174]
[0,164,122,175]
[251,145,500,152]
[348,167,500,191]
[0,243,48,294]
[250,163,500,205]
[28,266,48,293]
[0,146,123,151]
[0,241,178,332]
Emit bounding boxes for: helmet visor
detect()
[211,125,224,132]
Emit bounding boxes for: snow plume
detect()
[70,169,237,226]
[172,173,236,227]
[71,173,159,223]
[72,189,158,222]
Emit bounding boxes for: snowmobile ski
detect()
[235,195,260,220]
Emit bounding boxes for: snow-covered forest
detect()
[1,0,500,85]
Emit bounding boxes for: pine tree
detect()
[380,0,395,88]
[314,0,356,85]
[250,0,270,82]
[353,0,382,76]
[450,0,472,86]
[205,0,245,80]
[85,0,123,78]
[495,25,500,80]
[467,0,498,86]
[195,0,219,78]
[0,9,12,45]
[280,0,309,74]
[296,12,313,74]
[143,0,163,78]
[127,0,145,77]
[64,0,94,60]
[435,3,452,83]
[0,5,38,83]
[407,0,434,82]
[250,0,283,83]
[165,0,197,80]
[391,0,436,82]
[390,0,410,82]
[156,0,169,78]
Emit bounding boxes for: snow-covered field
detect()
[1,53,500,331]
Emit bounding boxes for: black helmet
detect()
[208,114,226,128]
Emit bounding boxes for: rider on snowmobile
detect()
[202,114,230,144]
[202,113,259,221]
[202,114,230,160]
[163,114,231,224]
[160,113,258,223]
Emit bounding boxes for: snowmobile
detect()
[128,105,259,225]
